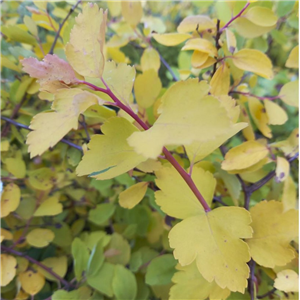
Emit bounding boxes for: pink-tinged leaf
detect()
[22,54,79,92]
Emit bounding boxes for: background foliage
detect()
[1,1,299,300]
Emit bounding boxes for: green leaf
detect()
[88,203,116,226]
[87,262,115,297]
[87,241,105,277]
[112,265,137,300]
[145,254,177,286]
[71,238,90,282]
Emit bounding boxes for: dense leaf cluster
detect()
[1,1,299,300]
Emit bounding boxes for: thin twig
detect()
[230,90,281,101]
[248,259,256,300]
[79,114,90,142]
[48,0,82,54]
[158,53,179,81]
[257,288,277,299]
[220,3,250,32]
[211,19,221,77]
[213,196,228,206]
[1,116,82,152]
[1,245,74,289]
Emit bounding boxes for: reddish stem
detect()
[220,2,250,32]
[81,80,211,212]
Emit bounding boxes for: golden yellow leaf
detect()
[22,54,79,93]
[155,166,215,219]
[169,207,252,292]
[65,4,107,78]
[248,97,272,138]
[102,61,136,106]
[1,183,21,218]
[274,269,299,293]
[282,176,297,212]
[152,33,192,46]
[136,159,162,173]
[128,79,245,159]
[232,49,273,79]
[34,196,63,217]
[182,38,217,57]
[1,254,17,286]
[239,102,255,141]
[177,15,215,33]
[37,256,68,281]
[286,45,299,68]
[210,63,230,96]
[119,182,148,209]
[19,271,45,295]
[76,117,147,180]
[26,229,55,248]
[170,262,230,300]
[279,80,299,107]
[191,51,209,68]
[246,201,298,268]
[275,157,290,183]
[222,141,269,171]
[107,1,121,17]
[134,69,162,109]
[244,7,278,27]
[264,100,288,125]
[0,228,13,242]
[192,54,216,69]
[121,1,143,27]
[141,48,161,72]
[226,157,270,175]
[27,88,102,158]
[225,29,237,53]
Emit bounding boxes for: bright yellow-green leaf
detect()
[246,200,298,268]
[27,88,102,157]
[0,228,13,242]
[107,1,122,17]
[134,69,162,109]
[282,176,297,212]
[279,80,299,107]
[274,269,299,292]
[155,166,215,219]
[38,256,68,281]
[271,128,299,157]
[102,61,136,106]
[88,203,116,226]
[264,100,288,125]
[182,38,217,57]
[169,206,252,292]
[210,63,230,96]
[76,117,147,180]
[52,287,93,300]
[233,17,275,39]
[232,49,273,79]
[136,159,162,173]
[18,271,45,295]
[275,156,290,183]
[2,25,37,45]
[286,45,299,68]
[32,14,59,31]
[248,97,272,138]
[128,79,245,159]
[65,4,107,77]
[22,54,79,93]
[141,48,161,72]
[119,182,148,209]
[34,196,63,217]
[170,262,231,300]
[72,238,89,282]
[121,1,143,27]
[226,29,237,53]
[244,7,278,27]
[152,33,192,46]
[1,254,17,286]
[1,56,22,72]
[4,157,26,179]
[28,168,54,191]
[222,141,269,171]
[1,183,21,218]
[23,15,38,36]
[26,229,55,248]
[177,15,215,33]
